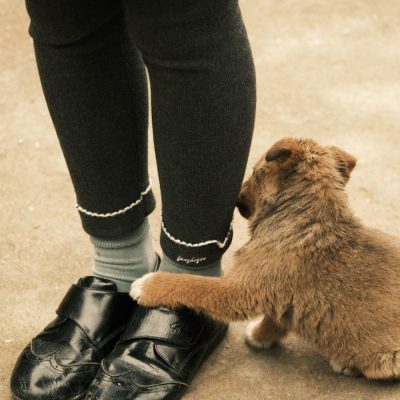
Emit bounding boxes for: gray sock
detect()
[91,218,157,292]
[158,253,221,277]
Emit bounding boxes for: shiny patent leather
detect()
[10,276,136,400]
[86,306,228,400]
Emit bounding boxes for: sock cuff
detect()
[92,270,134,292]
[90,218,150,249]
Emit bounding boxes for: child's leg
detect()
[28,1,155,237]
[123,0,256,276]
[26,0,158,289]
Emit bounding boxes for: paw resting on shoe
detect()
[130,272,180,308]
[130,272,157,304]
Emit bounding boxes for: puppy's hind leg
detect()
[245,315,287,350]
[361,351,400,380]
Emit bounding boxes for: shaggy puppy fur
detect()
[131,137,400,380]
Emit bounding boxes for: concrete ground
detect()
[1,0,400,398]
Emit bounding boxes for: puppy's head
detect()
[236,138,357,220]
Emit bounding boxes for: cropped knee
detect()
[25,0,119,46]
[123,0,243,62]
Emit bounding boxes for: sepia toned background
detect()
[1,0,400,398]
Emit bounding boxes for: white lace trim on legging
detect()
[161,220,232,248]
[75,180,152,218]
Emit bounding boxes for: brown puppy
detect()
[131,138,400,380]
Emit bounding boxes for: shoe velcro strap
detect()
[121,306,204,347]
[56,284,134,345]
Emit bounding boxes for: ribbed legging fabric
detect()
[25,0,256,267]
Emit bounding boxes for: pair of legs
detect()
[27,0,256,281]
[11,1,256,399]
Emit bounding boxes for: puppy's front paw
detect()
[130,273,155,303]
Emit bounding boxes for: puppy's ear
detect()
[265,138,302,168]
[266,147,292,162]
[329,146,357,184]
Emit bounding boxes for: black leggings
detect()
[25,0,256,267]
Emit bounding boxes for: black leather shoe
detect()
[86,306,228,400]
[10,276,136,400]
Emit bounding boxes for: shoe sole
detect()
[12,391,87,400]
